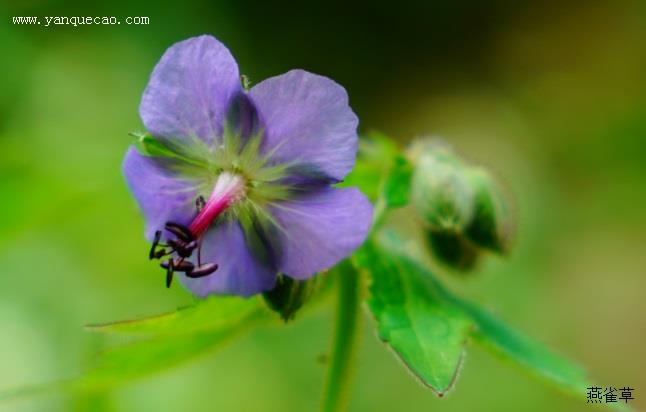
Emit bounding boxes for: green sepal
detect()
[130,131,179,158]
[426,229,480,271]
[464,167,513,254]
[263,274,319,321]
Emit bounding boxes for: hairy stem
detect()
[321,262,362,412]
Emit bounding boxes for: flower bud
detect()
[408,138,514,272]
[410,140,475,233]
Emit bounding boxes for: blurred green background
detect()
[1,1,645,411]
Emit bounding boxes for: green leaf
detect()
[342,132,413,231]
[456,298,589,394]
[380,155,413,209]
[459,300,631,411]
[0,327,251,401]
[372,155,414,230]
[354,240,472,395]
[357,231,612,406]
[78,326,249,391]
[87,295,263,337]
[0,297,270,401]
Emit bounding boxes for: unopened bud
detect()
[408,138,514,272]
[410,141,475,233]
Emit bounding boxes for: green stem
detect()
[321,262,362,412]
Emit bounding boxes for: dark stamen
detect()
[160,260,195,273]
[153,248,169,259]
[165,222,194,242]
[165,258,174,288]
[149,230,162,260]
[197,237,203,266]
[152,196,222,288]
[167,239,197,258]
[186,263,219,278]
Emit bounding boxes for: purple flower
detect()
[123,35,373,297]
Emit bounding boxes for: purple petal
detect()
[180,220,277,297]
[140,35,241,145]
[225,92,261,141]
[271,187,373,279]
[249,69,359,182]
[123,147,201,240]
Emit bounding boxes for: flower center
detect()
[148,171,247,288]
[189,171,246,238]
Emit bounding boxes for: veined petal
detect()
[180,220,277,297]
[250,69,359,182]
[271,187,373,279]
[123,147,203,240]
[140,35,242,146]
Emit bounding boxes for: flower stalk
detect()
[321,262,362,412]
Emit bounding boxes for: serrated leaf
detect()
[87,296,263,337]
[360,232,619,408]
[354,240,472,395]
